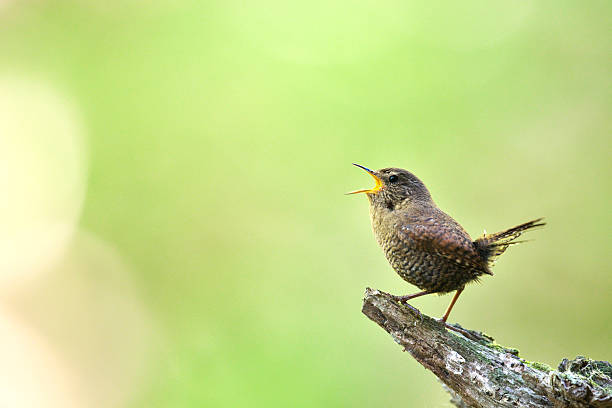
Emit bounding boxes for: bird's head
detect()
[347,164,432,210]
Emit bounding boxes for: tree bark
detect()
[361,288,612,408]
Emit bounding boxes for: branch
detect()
[362,288,612,408]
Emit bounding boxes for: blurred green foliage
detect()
[1,1,610,407]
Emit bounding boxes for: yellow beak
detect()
[346,163,383,195]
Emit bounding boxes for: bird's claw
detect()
[380,292,423,320]
[393,298,422,319]
[442,321,486,342]
[408,304,423,320]
[391,295,405,304]
[391,294,411,304]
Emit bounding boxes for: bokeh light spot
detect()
[0,75,87,289]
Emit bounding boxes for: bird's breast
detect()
[369,207,407,259]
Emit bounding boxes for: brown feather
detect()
[474,218,545,267]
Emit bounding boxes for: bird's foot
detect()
[392,296,422,319]
[441,321,474,339]
[441,321,493,342]
[391,294,412,304]
[377,291,424,320]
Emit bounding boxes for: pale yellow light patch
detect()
[0,75,87,288]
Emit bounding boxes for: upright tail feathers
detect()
[474,218,545,270]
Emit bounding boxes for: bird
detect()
[348,163,544,328]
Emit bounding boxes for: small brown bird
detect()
[348,164,544,326]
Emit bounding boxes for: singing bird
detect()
[348,164,544,326]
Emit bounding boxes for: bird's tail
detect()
[474,218,545,270]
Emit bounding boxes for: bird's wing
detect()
[398,221,487,274]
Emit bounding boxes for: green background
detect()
[1,1,610,407]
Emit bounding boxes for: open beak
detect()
[346,163,383,195]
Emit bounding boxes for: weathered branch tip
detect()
[362,288,612,408]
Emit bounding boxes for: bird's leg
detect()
[437,289,482,339]
[390,290,431,318]
[444,323,481,341]
[440,288,464,323]
[392,290,430,304]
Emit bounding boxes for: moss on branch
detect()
[362,288,612,408]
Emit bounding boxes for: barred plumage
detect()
[474,218,545,269]
[349,164,545,324]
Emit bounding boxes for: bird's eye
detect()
[389,175,398,183]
